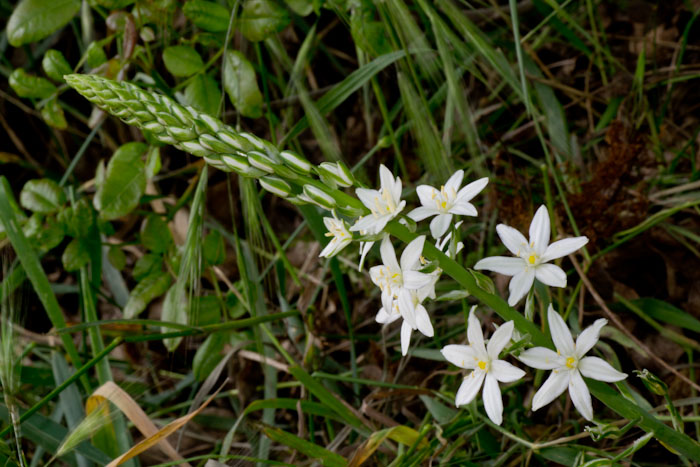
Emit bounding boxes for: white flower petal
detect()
[368,215,392,235]
[483,374,504,425]
[535,263,567,288]
[408,206,437,222]
[474,256,525,276]
[541,236,589,262]
[403,270,433,289]
[376,306,400,324]
[381,291,394,319]
[579,357,627,382]
[532,370,569,411]
[449,201,478,217]
[467,308,487,356]
[507,267,535,306]
[416,185,438,207]
[319,238,338,258]
[415,305,434,337]
[445,170,464,193]
[575,318,607,358]
[369,265,387,287]
[350,215,379,233]
[569,370,593,421]
[379,164,394,192]
[441,344,477,369]
[487,321,514,359]
[401,320,413,356]
[496,224,529,257]
[456,177,488,203]
[529,205,551,256]
[519,347,563,370]
[355,188,379,210]
[401,235,425,270]
[379,236,400,272]
[430,214,452,239]
[391,175,402,204]
[547,305,575,356]
[358,241,374,271]
[398,289,416,328]
[490,360,526,383]
[455,370,486,406]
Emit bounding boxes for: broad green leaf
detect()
[184,73,222,116]
[203,229,225,265]
[162,282,187,350]
[26,214,65,251]
[145,146,161,178]
[41,97,67,129]
[20,179,65,214]
[93,0,135,9]
[133,253,162,281]
[42,49,72,82]
[108,245,126,271]
[9,69,56,99]
[284,0,313,16]
[6,0,80,46]
[123,272,172,318]
[62,237,89,271]
[183,0,230,32]
[86,42,108,68]
[223,50,263,118]
[162,45,204,77]
[238,0,290,42]
[193,332,226,381]
[94,142,147,220]
[632,298,700,333]
[58,198,93,238]
[140,215,172,253]
[193,295,221,326]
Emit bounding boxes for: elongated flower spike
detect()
[441,307,525,425]
[409,171,488,239]
[519,305,627,421]
[351,164,406,235]
[474,205,589,306]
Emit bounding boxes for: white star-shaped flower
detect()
[319,212,352,258]
[519,305,627,421]
[371,236,435,355]
[408,171,488,239]
[441,308,526,425]
[474,205,588,306]
[351,165,406,235]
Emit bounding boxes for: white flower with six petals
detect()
[474,205,588,306]
[408,171,488,239]
[519,305,627,421]
[441,308,526,425]
[371,236,435,355]
[319,212,352,258]
[351,165,406,235]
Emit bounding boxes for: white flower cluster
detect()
[318,165,626,426]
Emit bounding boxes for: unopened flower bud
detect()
[302,185,336,210]
[259,176,292,198]
[248,151,276,173]
[221,153,265,177]
[318,162,354,187]
[280,150,312,174]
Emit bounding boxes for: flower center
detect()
[477,360,488,371]
[527,253,538,265]
[565,357,576,369]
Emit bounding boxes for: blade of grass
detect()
[0,177,88,391]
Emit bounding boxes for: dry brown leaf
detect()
[105,385,224,467]
[86,381,188,466]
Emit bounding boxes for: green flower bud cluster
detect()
[64,74,364,214]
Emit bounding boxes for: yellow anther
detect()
[528,254,537,265]
[565,357,576,369]
[478,361,487,370]
[325,232,333,237]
